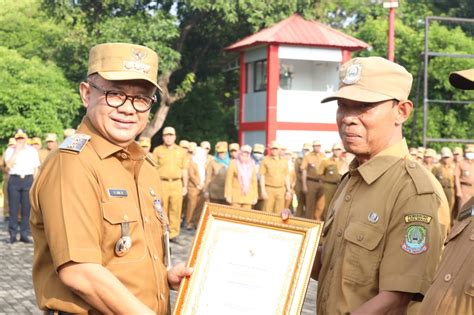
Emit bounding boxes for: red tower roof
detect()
[225,14,369,52]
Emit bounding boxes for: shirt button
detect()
[123,214,129,221]
[409,162,416,168]
[160,293,165,300]
[444,274,452,282]
[344,195,351,201]
[356,234,364,241]
[470,234,474,241]
[120,153,128,159]
[153,254,159,260]
[144,217,149,223]
[336,230,343,237]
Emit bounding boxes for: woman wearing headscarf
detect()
[225,145,258,209]
[185,147,207,230]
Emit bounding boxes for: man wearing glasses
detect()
[30,43,192,314]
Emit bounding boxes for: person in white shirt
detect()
[4,129,40,243]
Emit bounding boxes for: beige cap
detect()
[200,141,211,150]
[312,140,321,146]
[188,142,197,153]
[449,69,474,90]
[332,143,343,150]
[424,148,436,158]
[45,133,58,142]
[466,144,474,153]
[162,126,176,135]
[322,57,413,103]
[417,147,426,154]
[14,129,27,139]
[453,147,463,155]
[409,147,418,155]
[88,43,162,92]
[215,141,228,153]
[270,141,280,149]
[31,137,42,145]
[441,147,453,158]
[229,143,240,151]
[241,144,252,153]
[303,143,312,151]
[63,128,76,138]
[139,136,151,148]
[253,143,265,154]
[8,138,16,146]
[179,139,189,149]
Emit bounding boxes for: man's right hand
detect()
[203,192,210,200]
[261,190,268,200]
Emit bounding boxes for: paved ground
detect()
[0,213,317,314]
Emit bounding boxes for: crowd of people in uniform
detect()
[0,41,471,314]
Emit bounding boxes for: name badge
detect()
[108,189,128,198]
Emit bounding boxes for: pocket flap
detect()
[344,221,384,251]
[102,202,139,224]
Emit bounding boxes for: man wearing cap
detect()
[455,144,474,210]
[419,68,474,315]
[317,143,346,219]
[204,141,229,205]
[152,126,189,242]
[252,143,265,210]
[63,128,76,139]
[138,136,151,154]
[259,141,291,214]
[314,57,448,315]
[5,129,40,243]
[30,43,191,314]
[294,143,311,217]
[432,147,456,223]
[38,133,58,164]
[1,137,16,221]
[423,148,437,172]
[229,143,240,159]
[301,140,326,220]
[453,147,463,165]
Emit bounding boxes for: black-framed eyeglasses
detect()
[87,81,157,113]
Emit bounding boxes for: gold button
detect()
[123,214,129,221]
[444,274,452,282]
[160,293,165,300]
[336,230,343,237]
[345,195,351,201]
[144,217,149,223]
[356,234,364,241]
[120,153,128,159]
[470,234,474,241]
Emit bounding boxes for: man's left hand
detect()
[167,263,193,291]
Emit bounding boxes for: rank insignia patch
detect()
[59,133,91,153]
[404,214,432,224]
[402,225,428,255]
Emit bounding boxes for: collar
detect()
[78,117,145,161]
[350,138,410,185]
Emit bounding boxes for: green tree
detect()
[0,47,81,145]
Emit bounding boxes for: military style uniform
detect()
[204,159,227,204]
[185,160,203,228]
[260,156,288,213]
[317,140,449,315]
[152,143,187,239]
[38,148,50,164]
[432,163,456,220]
[455,159,474,208]
[30,118,170,314]
[301,151,326,220]
[419,197,474,314]
[224,160,258,209]
[318,157,345,220]
[294,156,305,217]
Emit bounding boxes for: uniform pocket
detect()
[465,274,474,297]
[342,221,384,285]
[101,201,146,264]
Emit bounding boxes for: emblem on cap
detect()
[401,225,428,255]
[368,212,379,224]
[124,49,151,74]
[342,64,362,85]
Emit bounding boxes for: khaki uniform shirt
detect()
[224,160,258,205]
[432,163,455,189]
[301,152,326,179]
[152,144,187,180]
[205,159,227,200]
[456,159,474,186]
[259,156,288,187]
[188,161,203,191]
[419,198,474,314]
[30,118,169,314]
[317,139,449,315]
[38,148,50,164]
[318,157,345,184]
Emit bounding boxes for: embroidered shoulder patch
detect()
[401,225,428,255]
[59,133,91,154]
[404,214,432,224]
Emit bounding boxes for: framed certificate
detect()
[173,203,323,315]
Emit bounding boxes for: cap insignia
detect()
[123,49,151,74]
[342,64,362,85]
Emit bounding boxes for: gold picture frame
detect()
[173,203,323,315]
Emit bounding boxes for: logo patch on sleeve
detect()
[404,214,432,224]
[401,225,428,255]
